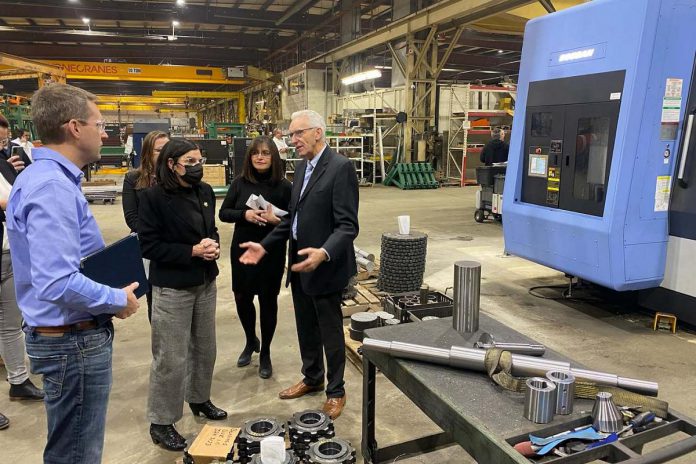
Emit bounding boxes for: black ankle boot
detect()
[258,354,272,379]
[9,379,44,401]
[150,424,186,451]
[236,337,260,367]
[189,400,227,420]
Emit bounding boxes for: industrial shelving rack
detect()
[444,84,515,186]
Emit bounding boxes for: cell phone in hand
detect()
[11,146,21,157]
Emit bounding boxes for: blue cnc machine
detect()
[503,0,696,322]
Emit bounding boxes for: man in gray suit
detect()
[240,110,359,419]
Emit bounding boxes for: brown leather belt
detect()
[32,320,98,335]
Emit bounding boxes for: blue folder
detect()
[80,233,149,298]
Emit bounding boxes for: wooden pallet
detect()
[341,279,384,318]
[343,326,363,373]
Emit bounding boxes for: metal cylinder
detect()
[453,261,481,334]
[547,370,575,415]
[524,377,557,424]
[356,256,375,272]
[354,246,375,261]
[419,284,430,304]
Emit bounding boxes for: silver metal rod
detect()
[453,261,481,334]
[356,256,375,271]
[354,246,375,261]
[361,339,659,395]
[477,342,547,357]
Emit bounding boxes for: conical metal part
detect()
[591,391,624,432]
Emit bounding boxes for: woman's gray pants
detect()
[147,281,217,425]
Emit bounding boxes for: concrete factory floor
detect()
[2,183,696,463]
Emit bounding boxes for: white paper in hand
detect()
[246,193,288,217]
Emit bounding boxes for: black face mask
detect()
[180,164,203,184]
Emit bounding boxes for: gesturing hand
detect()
[290,247,327,273]
[239,242,267,265]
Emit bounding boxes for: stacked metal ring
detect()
[288,410,336,461]
[236,417,286,464]
[306,438,357,464]
[249,449,298,464]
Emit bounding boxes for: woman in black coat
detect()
[138,138,226,451]
[122,130,169,319]
[219,136,291,379]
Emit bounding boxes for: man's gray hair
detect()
[291,110,326,140]
[491,127,504,140]
[31,83,98,144]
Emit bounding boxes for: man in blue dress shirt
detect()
[6,83,140,464]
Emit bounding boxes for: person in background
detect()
[6,83,140,463]
[480,127,510,166]
[239,110,359,420]
[0,116,28,182]
[138,138,226,452]
[272,128,289,160]
[11,128,34,162]
[219,136,291,379]
[122,130,170,320]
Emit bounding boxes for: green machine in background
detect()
[1,94,36,139]
[206,122,245,138]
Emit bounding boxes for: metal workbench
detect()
[361,316,696,463]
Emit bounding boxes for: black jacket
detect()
[122,170,150,233]
[138,183,220,289]
[480,139,509,166]
[261,147,359,296]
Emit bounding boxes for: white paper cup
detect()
[397,215,411,235]
[260,436,285,464]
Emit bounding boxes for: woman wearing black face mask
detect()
[138,138,226,451]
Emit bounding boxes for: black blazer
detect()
[122,170,147,233]
[138,183,220,289]
[261,147,359,296]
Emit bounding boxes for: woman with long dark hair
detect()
[122,130,169,319]
[138,138,226,451]
[219,136,291,379]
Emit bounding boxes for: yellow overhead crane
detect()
[42,60,245,85]
[95,92,246,121]
[0,52,65,86]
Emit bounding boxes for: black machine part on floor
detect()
[236,417,286,464]
[288,409,336,460]
[249,449,298,464]
[306,438,357,464]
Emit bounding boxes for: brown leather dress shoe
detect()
[322,395,346,419]
[278,380,324,399]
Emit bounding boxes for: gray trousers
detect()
[147,281,217,425]
[0,250,29,385]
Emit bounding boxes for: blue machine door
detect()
[558,102,620,216]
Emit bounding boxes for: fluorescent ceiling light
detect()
[176,0,185,5]
[341,69,382,85]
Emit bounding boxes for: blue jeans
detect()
[25,323,114,464]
